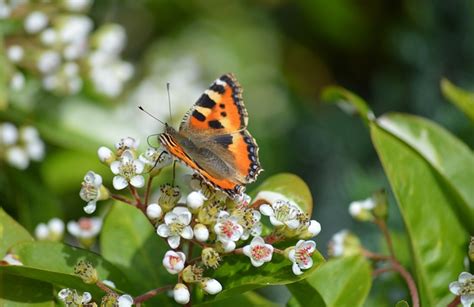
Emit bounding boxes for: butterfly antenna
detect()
[167,82,173,123]
[138,106,166,126]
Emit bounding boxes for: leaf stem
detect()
[133,285,173,304]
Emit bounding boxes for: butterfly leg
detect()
[171,160,177,186]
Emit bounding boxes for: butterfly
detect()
[159,73,262,200]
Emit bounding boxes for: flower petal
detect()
[110,161,121,174]
[250,258,264,267]
[164,212,178,225]
[157,224,170,237]
[299,257,313,269]
[286,219,300,229]
[133,159,144,174]
[461,294,474,307]
[259,204,273,216]
[168,235,181,249]
[459,272,473,283]
[292,262,303,275]
[180,226,193,239]
[83,202,97,214]
[243,245,251,257]
[113,176,128,190]
[130,175,145,188]
[269,216,284,226]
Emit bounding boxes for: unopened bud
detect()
[74,260,98,284]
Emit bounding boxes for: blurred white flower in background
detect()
[34,218,65,241]
[0,123,45,170]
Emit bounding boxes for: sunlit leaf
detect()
[100,202,174,304]
[250,173,313,215]
[441,78,474,123]
[377,113,474,232]
[1,241,130,298]
[371,123,467,306]
[0,208,33,256]
[196,291,279,307]
[287,255,371,307]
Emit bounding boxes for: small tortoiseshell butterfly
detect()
[159,73,263,200]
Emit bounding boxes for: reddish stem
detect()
[129,186,146,212]
[110,194,135,206]
[95,280,114,294]
[144,175,155,206]
[447,296,461,307]
[133,285,173,304]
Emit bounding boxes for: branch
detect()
[110,194,135,206]
[134,285,173,304]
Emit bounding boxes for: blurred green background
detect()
[2,0,474,305]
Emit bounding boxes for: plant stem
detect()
[374,219,396,258]
[391,260,420,307]
[447,296,460,307]
[110,194,135,205]
[144,175,155,206]
[133,285,173,304]
[361,248,391,261]
[95,280,114,294]
[129,186,146,212]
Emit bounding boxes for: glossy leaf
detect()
[1,241,129,298]
[440,78,474,123]
[0,274,54,307]
[321,86,375,125]
[377,113,474,232]
[197,250,325,304]
[0,208,33,256]
[250,173,313,215]
[371,123,467,306]
[288,255,371,307]
[395,300,409,307]
[100,202,174,302]
[196,291,279,307]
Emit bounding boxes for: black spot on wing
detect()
[219,103,225,109]
[210,83,225,94]
[196,94,216,109]
[192,110,206,122]
[214,134,233,148]
[221,112,227,117]
[241,131,261,181]
[208,120,224,129]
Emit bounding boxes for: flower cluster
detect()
[76,136,322,305]
[2,0,133,98]
[0,122,45,170]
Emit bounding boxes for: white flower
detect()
[19,126,45,161]
[67,217,102,239]
[117,294,134,307]
[10,72,25,91]
[102,279,116,288]
[94,24,127,55]
[201,278,222,295]
[260,200,301,229]
[98,146,114,163]
[57,15,93,44]
[162,250,186,274]
[289,240,316,275]
[139,147,171,168]
[193,224,209,242]
[0,3,11,19]
[239,209,262,240]
[40,28,58,46]
[327,229,361,258]
[24,11,48,34]
[173,283,190,304]
[80,171,103,214]
[110,150,145,190]
[157,206,193,249]
[449,272,474,307]
[48,218,65,239]
[349,197,375,221]
[307,220,321,236]
[5,146,29,169]
[214,211,244,252]
[37,51,61,74]
[146,203,163,220]
[7,45,24,63]
[186,191,207,210]
[2,253,23,266]
[35,223,49,240]
[243,236,273,267]
[63,0,92,12]
[0,122,18,145]
[115,137,139,152]
[81,292,92,304]
[328,230,348,257]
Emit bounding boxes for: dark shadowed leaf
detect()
[0,274,54,307]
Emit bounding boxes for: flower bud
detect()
[193,224,209,242]
[7,45,24,63]
[146,203,163,220]
[327,230,361,258]
[48,218,65,241]
[74,260,98,284]
[173,283,190,304]
[201,278,222,295]
[35,223,49,240]
[117,294,134,307]
[186,191,207,210]
[307,220,321,236]
[24,11,48,34]
[162,251,186,275]
[0,122,18,145]
[349,198,375,222]
[98,146,115,164]
[372,189,388,220]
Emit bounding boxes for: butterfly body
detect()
[159,73,262,199]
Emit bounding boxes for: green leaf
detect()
[250,173,313,215]
[395,300,409,307]
[0,208,33,257]
[440,78,474,123]
[321,86,375,125]
[287,256,371,307]
[286,282,326,307]
[100,202,174,301]
[376,113,474,232]
[1,241,130,298]
[196,291,279,307]
[198,250,325,304]
[371,123,467,306]
[0,273,54,307]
